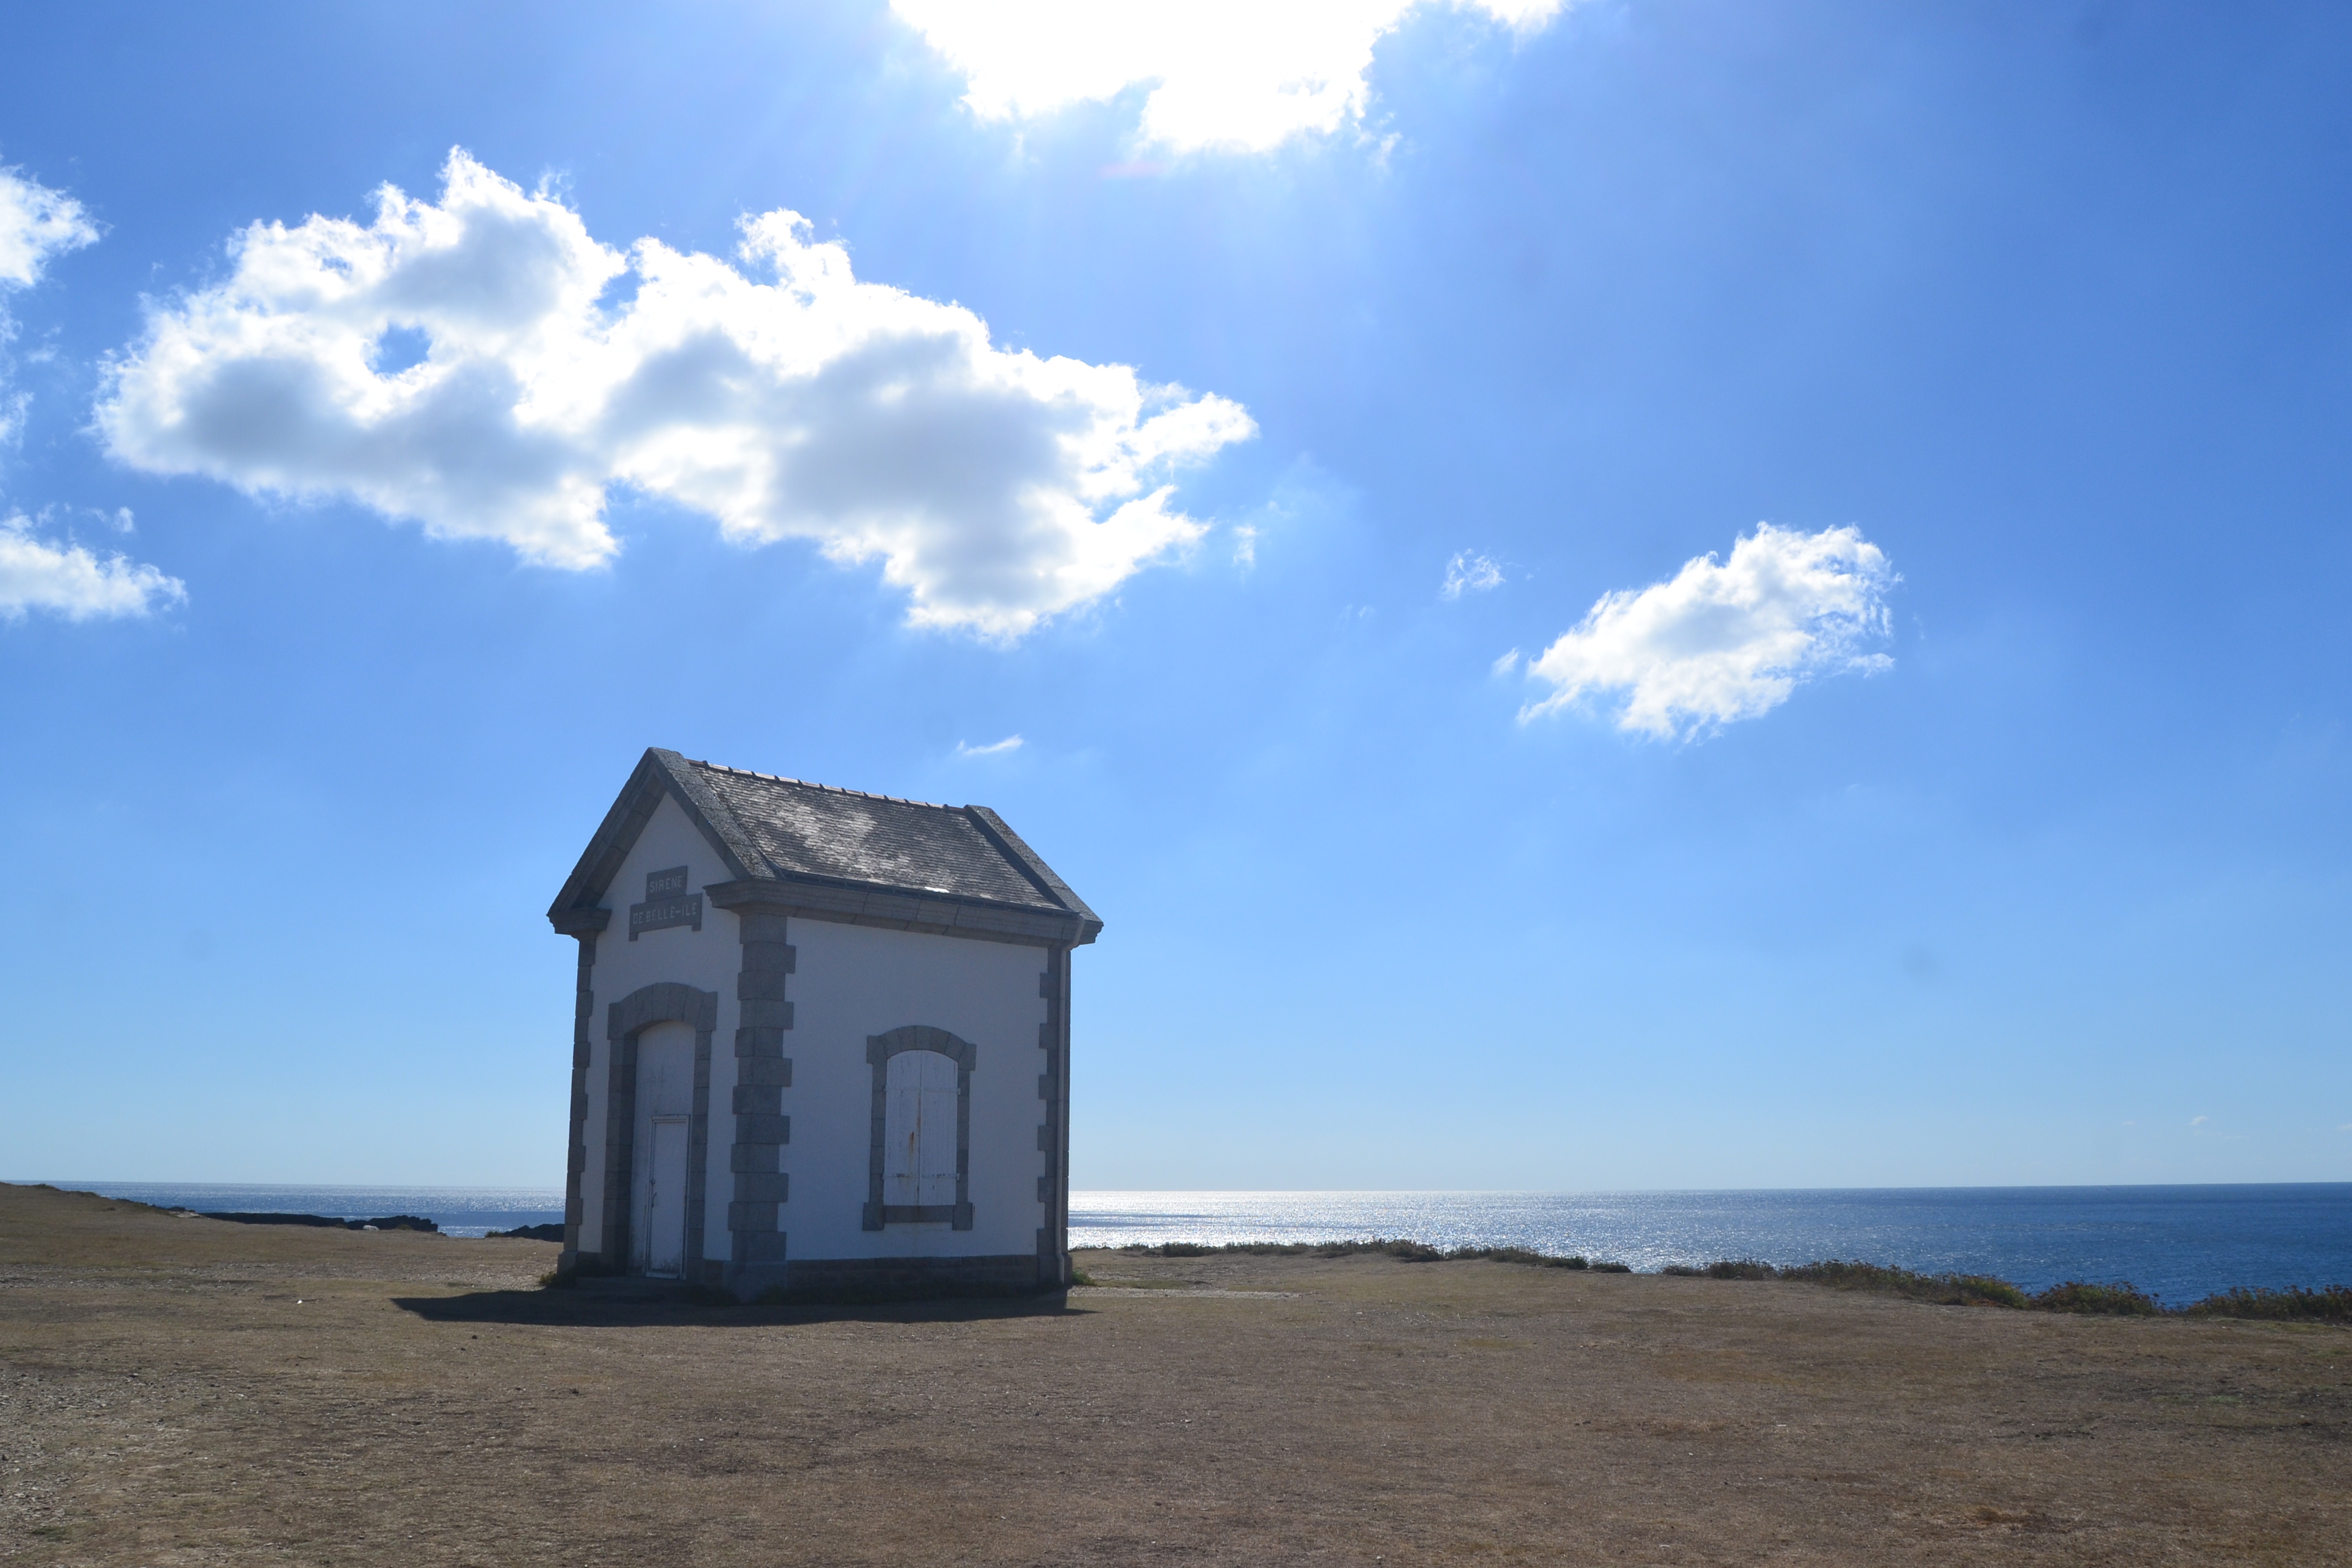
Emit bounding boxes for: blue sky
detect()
[3,0,2346,1189]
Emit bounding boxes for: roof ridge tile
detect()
[685,756,949,812]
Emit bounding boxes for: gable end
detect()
[547,749,758,925]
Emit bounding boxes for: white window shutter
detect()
[885,1049,960,1208]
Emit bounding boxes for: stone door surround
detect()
[600,981,718,1276]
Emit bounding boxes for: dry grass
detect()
[3,1181,2349,1564]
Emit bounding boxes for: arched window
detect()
[863,1026,975,1230]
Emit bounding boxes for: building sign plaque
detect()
[629,867,702,940]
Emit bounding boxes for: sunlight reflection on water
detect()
[1070,1186,2352,1301]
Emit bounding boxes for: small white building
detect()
[546,748,1100,1297]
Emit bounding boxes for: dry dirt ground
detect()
[2,1183,2348,1566]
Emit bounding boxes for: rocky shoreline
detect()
[189,1209,440,1233]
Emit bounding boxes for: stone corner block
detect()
[738,1056,792,1087]
[734,1170,789,1204]
[729,1142,781,1174]
[737,1112,790,1144]
[727,1199,779,1233]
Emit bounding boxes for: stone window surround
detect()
[864,1025,977,1231]
[598,981,719,1277]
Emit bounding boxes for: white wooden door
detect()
[645,1115,688,1277]
[883,1050,958,1209]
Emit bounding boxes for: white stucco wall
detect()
[573,791,1056,1268]
[783,919,1052,1261]
[575,793,740,1260]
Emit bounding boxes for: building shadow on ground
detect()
[391,1283,1083,1329]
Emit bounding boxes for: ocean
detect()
[1068,1186,2352,1303]
[27,1180,2352,1303]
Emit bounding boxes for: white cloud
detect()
[97,151,1254,640]
[0,513,184,622]
[1233,523,1258,568]
[0,171,168,623]
[954,734,1024,757]
[893,0,1569,154]
[0,165,98,289]
[0,165,102,446]
[1442,549,1504,599]
[1520,524,1896,740]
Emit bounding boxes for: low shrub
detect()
[2183,1285,2352,1324]
[1122,1239,1314,1259]
[1658,1260,1792,1281]
[1094,1239,2346,1325]
[2030,1281,2162,1316]
[201,1210,440,1234]
[1953,1275,2031,1308]
[1777,1260,2028,1308]
[1635,1260,2346,1320]
[1479,1247,1590,1270]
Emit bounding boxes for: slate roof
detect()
[548,748,1100,943]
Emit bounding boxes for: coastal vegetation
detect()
[2183,1285,2352,1324]
[1118,1240,2351,1321]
